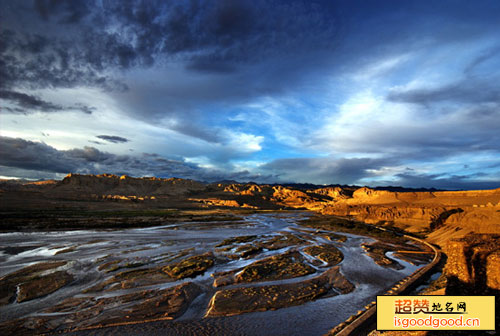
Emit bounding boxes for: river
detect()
[0,212,424,335]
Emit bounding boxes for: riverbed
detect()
[0,212,425,335]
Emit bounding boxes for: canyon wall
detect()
[318,187,500,245]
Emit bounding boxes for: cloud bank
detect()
[1,0,499,189]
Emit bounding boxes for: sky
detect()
[1,0,500,189]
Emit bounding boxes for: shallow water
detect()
[0,212,424,335]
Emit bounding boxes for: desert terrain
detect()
[0,174,499,335]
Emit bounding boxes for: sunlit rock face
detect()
[320,187,500,243]
[308,186,351,201]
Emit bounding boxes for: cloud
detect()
[96,135,129,144]
[0,0,345,147]
[34,0,91,24]
[313,84,500,160]
[0,166,65,180]
[464,45,500,76]
[257,155,500,189]
[2,0,496,127]
[387,172,500,191]
[73,103,95,114]
[1,135,498,189]
[0,136,77,173]
[0,89,95,114]
[387,79,500,106]
[0,90,62,112]
[260,157,394,185]
[0,136,265,182]
[1,0,500,190]
[0,0,339,94]
[0,28,127,91]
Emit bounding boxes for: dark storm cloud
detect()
[0,136,265,182]
[65,146,115,163]
[0,90,63,112]
[0,0,339,89]
[34,0,91,24]
[0,136,77,173]
[2,0,497,121]
[96,135,130,144]
[2,0,499,95]
[0,0,345,141]
[0,89,95,114]
[0,29,126,91]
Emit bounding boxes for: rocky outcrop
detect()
[444,234,500,294]
[444,238,500,333]
[320,187,500,241]
[270,185,321,208]
[219,183,328,210]
[308,186,351,200]
[351,187,392,202]
[53,173,205,197]
[486,252,500,290]
[322,204,448,232]
[443,240,473,284]
[189,198,257,208]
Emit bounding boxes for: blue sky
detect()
[1,0,499,189]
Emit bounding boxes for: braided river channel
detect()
[0,212,429,335]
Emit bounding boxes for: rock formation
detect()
[444,234,500,294]
[55,173,205,197]
[319,187,500,245]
